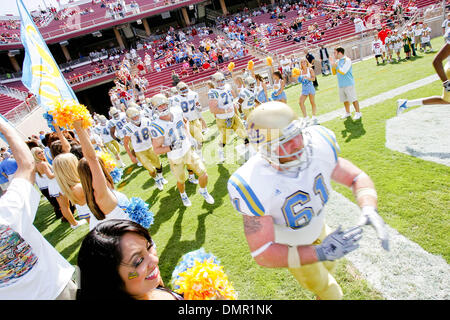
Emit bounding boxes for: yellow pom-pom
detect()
[228,62,235,72]
[96,151,117,172]
[247,60,254,70]
[292,67,300,77]
[48,99,93,129]
[174,259,237,300]
[266,56,273,66]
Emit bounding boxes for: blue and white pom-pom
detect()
[110,168,123,184]
[171,248,220,288]
[43,112,57,132]
[125,197,154,229]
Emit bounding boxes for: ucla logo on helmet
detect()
[248,123,266,144]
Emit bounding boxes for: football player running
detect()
[172,82,205,159]
[150,94,214,207]
[237,76,258,122]
[96,115,126,167]
[227,101,389,300]
[208,72,249,163]
[122,106,167,190]
[397,28,450,114]
[108,107,128,144]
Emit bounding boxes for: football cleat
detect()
[200,190,215,204]
[217,148,225,163]
[188,175,199,184]
[180,193,192,207]
[396,99,408,116]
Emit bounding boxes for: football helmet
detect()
[99,115,107,125]
[125,107,141,126]
[244,76,256,90]
[246,101,311,172]
[170,87,178,96]
[211,72,225,89]
[109,107,120,119]
[152,94,170,117]
[176,81,189,96]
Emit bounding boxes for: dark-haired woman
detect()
[77,219,183,300]
[270,66,287,103]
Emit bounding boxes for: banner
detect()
[17,0,78,111]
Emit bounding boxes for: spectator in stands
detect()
[330,46,362,121]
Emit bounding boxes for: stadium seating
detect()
[0,93,24,115]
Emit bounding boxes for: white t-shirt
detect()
[0,178,74,299]
[372,39,384,55]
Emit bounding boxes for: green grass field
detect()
[34,36,449,300]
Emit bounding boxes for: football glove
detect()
[358,206,389,251]
[171,139,183,151]
[443,80,450,92]
[315,225,363,262]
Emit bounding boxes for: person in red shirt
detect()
[378,25,391,61]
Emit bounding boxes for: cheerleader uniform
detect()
[271,79,287,101]
[88,189,132,231]
[299,69,316,96]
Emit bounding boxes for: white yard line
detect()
[325,191,450,300]
[317,74,440,123]
[318,74,450,299]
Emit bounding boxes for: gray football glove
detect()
[315,225,363,262]
[171,139,183,151]
[358,206,389,251]
[443,80,450,92]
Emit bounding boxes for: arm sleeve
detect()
[227,173,266,217]
[336,57,352,75]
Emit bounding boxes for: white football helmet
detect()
[246,101,311,172]
[152,94,170,117]
[99,115,107,125]
[109,107,120,119]
[211,72,225,89]
[176,81,189,96]
[169,87,178,97]
[244,76,256,90]
[125,107,141,126]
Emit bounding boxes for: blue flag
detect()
[17,0,78,111]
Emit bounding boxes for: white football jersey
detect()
[238,87,257,110]
[108,112,128,139]
[172,91,201,121]
[372,39,384,55]
[208,87,235,119]
[96,123,114,143]
[123,114,153,152]
[227,125,340,246]
[150,108,191,160]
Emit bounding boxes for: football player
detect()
[96,115,125,167]
[208,72,249,163]
[122,106,166,190]
[227,101,389,300]
[108,107,128,144]
[172,82,205,159]
[397,28,450,115]
[150,94,214,207]
[237,76,258,121]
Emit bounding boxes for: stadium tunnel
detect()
[75,80,116,117]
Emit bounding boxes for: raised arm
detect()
[0,117,35,183]
[54,123,71,154]
[72,120,117,210]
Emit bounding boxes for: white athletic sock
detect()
[180,192,187,198]
[199,187,207,193]
[406,99,423,107]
